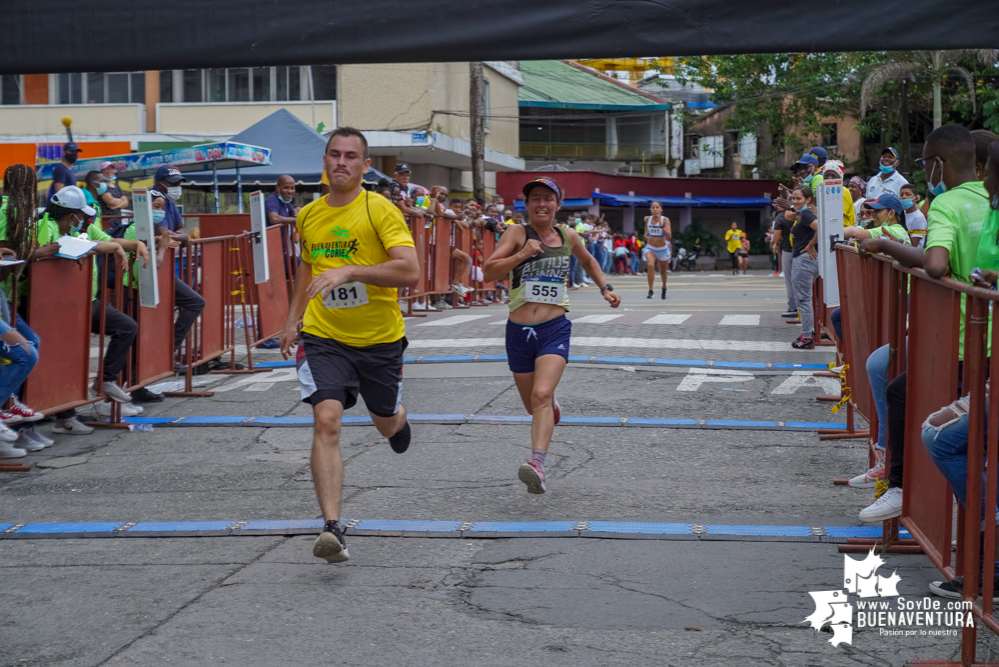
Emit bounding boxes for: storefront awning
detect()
[592,193,772,208]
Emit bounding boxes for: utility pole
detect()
[469,62,485,203]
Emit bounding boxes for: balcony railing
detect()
[520,142,667,161]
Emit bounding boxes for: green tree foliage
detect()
[675,53,881,166]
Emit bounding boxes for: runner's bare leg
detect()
[311,399,345,521]
[515,354,567,453]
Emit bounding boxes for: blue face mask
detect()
[928,159,948,197]
[152,210,166,224]
[278,195,292,204]
[69,216,83,234]
[879,164,895,175]
[96,183,108,195]
[900,198,914,209]
[795,204,808,212]
[802,173,814,184]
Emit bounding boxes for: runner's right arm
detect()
[280,259,313,359]
[483,225,539,282]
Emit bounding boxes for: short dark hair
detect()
[449,197,465,206]
[972,129,999,167]
[925,124,975,168]
[325,126,369,159]
[900,183,917,195]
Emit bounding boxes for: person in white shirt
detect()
[899,183,927,247]
[866,147,908,199]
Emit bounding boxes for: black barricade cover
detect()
[4,0,998,74]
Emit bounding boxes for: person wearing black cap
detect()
[48,142,81,199]
[866,147,908,200]
[483,177,621,495]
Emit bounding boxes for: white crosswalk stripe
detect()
[719,314,760,326]
[643,314,692,325]
[416,314,492,327]
[572,314,624,324]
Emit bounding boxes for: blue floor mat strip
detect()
[111,415,847,431]
[243,357,832,370]
[0,520,912,543]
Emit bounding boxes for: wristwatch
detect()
[600,283,614,293]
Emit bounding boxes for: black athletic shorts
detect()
[296,332,407,417]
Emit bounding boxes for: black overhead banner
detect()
[4,0,999,74]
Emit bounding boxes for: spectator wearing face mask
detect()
[98,162,129,218]
[48,141,81,198]
[265,175,300,226]
[899,183,927,247]
[866,147,908,200]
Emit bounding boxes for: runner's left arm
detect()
[567,228,621,308]
[306,245,419,300]
[280,259,313,359]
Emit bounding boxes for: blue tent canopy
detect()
[183,109,387,187]
[513,197,593,211]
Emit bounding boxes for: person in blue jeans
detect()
[0,264,43,458]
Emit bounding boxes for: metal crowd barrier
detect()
[832,243,999,665]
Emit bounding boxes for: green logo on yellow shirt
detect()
[329,226,351,239]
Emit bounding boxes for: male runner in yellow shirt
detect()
[280,127,420,564]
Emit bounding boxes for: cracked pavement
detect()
[1,273,993,666]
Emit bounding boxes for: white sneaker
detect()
[95,401,144,418]
[0,441,26,458]
[451,283,465,296]
[0,421,17,442]
[15,428,45,452]
[778,271,785,278]
[859,486,903,523]
[848,458,886,488]
[22,426,53,449]
[413,301,427,311]
[52,417,94,435]
[95,381,132,404]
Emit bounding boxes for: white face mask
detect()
[166,186,182,202]
[496,204,504,213]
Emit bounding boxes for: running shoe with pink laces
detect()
[848,458,886,488]
[518,460,547,494]
[7,397,43,423]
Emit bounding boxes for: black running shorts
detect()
[297,332,407,417]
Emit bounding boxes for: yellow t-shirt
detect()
[725,229,744,253]
[297,190,415,346]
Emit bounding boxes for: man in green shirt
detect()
[852,124,986,529]
[32,186,150,421]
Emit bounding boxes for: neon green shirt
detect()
[37,213,113,301]
[925,181,992,360]
[868,222,911,244]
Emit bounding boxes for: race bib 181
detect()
[322,281,369,309]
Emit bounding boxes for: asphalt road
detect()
[1,272,987,666]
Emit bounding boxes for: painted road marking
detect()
[719,314,761,326]
[571,314,625,324]
[416,314,492,327]
[406,337,825,353]
[643,314,692,325]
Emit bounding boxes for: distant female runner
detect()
[643,201,672,299]
[483,177,621,494]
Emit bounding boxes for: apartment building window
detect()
[822,123,838,149]
[58,72,144,105]
[161,67,309,103]
[0,75,21,105]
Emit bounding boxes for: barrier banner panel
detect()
[901,273,960,572]
[132,188,160,308]
[194,214,252,239]
[249,191,270,285]
[818,177,843,308]
[837,248,874,421]
[133,248,176,386]
[198,241,226,360]
[255,226,290,340]
[24,258,93,413]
